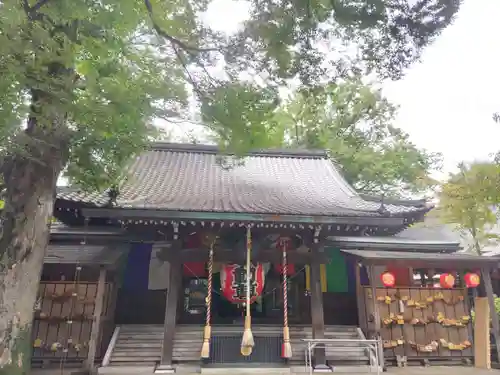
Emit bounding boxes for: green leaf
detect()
[0,0,461,192]
[208,79,441,197]
[437,162,500,255]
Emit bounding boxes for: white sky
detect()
[383,0,500,176]
[200,0,500,177]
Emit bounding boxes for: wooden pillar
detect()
[408,267,414,286]
[474,296,490,368]
[483,269,500,364]
[86,267,107,372]
[355,264,367,331]
[157,259,182,372]
[368,265,385,370]
[419,270,426,287]
[310,245,329,370]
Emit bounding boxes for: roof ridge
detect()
[358,194,429,208]
[151,142,328,159]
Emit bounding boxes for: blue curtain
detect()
[344,259,370,291]
[121,243,153,291]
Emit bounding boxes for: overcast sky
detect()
[383,0,500,176]
[167,0,500,179]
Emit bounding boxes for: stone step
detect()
[120,325,358,333]
[105,324,370,367]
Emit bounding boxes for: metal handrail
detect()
[301,338,379,343]
[356,327,367,339]
[102,325,121,367]
[301,338,381,375]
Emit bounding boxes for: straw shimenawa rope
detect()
[280,237,292,359]
[240,226,254,356]
[200,236,216,358]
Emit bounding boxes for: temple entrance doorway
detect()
[180,264,308,325]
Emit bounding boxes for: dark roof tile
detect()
[57,143,430,217]
[341,249,500,269]
[45,244,126,266]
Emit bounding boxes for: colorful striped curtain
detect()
[305,248,351,293]
[325,248,349,292]
[305,264,327,292]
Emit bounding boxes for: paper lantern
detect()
[220,263,265,304]
[464,272,480,288]
[439,273,455,288]
[275,264,296,275]
[381,271,396,287]
[183,262,207,277]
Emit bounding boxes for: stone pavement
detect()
[32,367,500,375]
[198,367,499,375]
[386,367,498,375]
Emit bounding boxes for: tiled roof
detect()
[341,249,500,269]
[329,235,460,253]
[397,216,500,255]
[45,244,126,266]
[56,143,430,217]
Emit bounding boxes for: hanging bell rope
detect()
[200,236,216,359]
[280,237,292,359]
[241,226,254,356]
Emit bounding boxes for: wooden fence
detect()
[363,287,473,361]
[32,281,115,365]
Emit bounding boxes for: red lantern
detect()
[220,263,265,304]
[275,264,296,275]
[183,262,207,277]
[381,271,396,287]
[464,272,480,288]
[439,273,455,288]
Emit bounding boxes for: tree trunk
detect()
[0,6,75,372]
[0,151,62,375]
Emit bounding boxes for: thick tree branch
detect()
[30,0,52,12]
[143,0,218,53]
[22,0,52,21]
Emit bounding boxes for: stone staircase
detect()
[98,324,374,373]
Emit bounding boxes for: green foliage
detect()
[0,1,463,372]
[227,0,461,84]
[211,80,440,197]
[0,0,192,190]
[0,0,461,190]
[200,83,282,152]
[202,0,462,158]
[437,162,500,254]
[495,296,500,318]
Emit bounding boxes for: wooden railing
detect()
[101,326,121,367]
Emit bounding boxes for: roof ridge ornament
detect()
[377,193,390,217]
[106,186,119,207]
